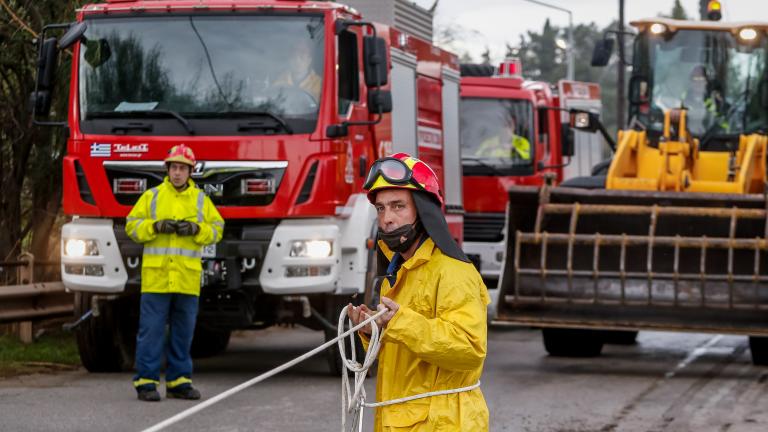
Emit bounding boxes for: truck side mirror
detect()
[591,39,614,67]
[368,89,392,114]
[570,111,599,133]
[28,37,59,116]
[363,35,388,87]
[561,124,575,157]
[326,123,349,138]
[59,21,87,49]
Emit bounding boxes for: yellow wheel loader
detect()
[496,17,768,364]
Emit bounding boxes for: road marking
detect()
[665,335,723,379]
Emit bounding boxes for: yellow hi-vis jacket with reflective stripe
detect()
[125,177,224,296]
[361,238,490,431]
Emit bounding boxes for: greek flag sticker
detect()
[90,143,111,157]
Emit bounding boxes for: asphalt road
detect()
[1,299,767,431]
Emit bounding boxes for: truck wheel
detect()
[75,292,137,372]
[749,336,768,366]
[325,295,368,376]
[602,330,638,345]
[542,328,604,357]
[191,326,232,359]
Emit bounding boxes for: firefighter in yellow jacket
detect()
[126,144,224,402]
[348,153,490,431]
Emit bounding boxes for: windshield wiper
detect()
[213,111,293,134]
[90,109,195,135]
[462,156,506,176]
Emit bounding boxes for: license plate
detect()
[202,244,216,258]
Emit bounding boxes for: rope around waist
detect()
[362,381,481,408]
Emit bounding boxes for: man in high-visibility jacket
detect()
[683,65,729,135]
[126,144,224,402]
[348,153,490,431]
[475,115,531,161]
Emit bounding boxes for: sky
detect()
[411,0,768,63]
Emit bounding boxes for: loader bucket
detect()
[496,185,768,336]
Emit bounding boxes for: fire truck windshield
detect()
[460,98,534,169]
[634,29,768,138]
[78,14,325,135]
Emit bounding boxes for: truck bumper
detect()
[61,218,128,293]
[258,219,341,294]
[463,240,505,281]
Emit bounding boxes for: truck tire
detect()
[191,326,232,359]
[749,336,768,366]
[325,295,369,376]
[602,330,638,345]
[542,328,604,357]
[75,292,138,372]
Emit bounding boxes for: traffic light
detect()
[706,0,722,21]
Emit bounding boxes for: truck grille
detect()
[463,213,505,242]
[104,161,286,207]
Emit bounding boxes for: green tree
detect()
[668,0,689,19]
[1,0,87,281]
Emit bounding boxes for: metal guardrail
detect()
[0,254,72,324]
[0,281,73,323]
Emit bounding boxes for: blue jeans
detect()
[133,293,198,390]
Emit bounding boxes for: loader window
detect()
[637,29,768,138]
[460,98,534,171]
[337,29,360,115]
[78,14,326,135]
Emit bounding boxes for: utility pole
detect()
[617,0,626,129]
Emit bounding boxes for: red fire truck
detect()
[31,0,463,374]
[459,59,604,282]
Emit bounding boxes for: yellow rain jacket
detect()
[362,238,490,431]
[125,177,224,296]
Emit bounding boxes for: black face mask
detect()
[378,220,423,253]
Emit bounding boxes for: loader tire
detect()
[601,330,638,345]
[542,328,604,357]
[75,292,138,372]
[191,326,231,359]
[748,336,768,366]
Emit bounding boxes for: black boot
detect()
[167,385,201,400]
[137,387,161,402]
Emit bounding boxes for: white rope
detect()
[337,308,480,432]
[140,308,387,432]
[141,307,480,432]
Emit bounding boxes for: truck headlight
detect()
[64,239,99,257]
[289,240,332,258]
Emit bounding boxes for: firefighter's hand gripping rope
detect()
[140,306,480,432]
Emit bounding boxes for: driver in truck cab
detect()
[125,144,224,402]
[347,153,490,431]
[272,35,322,102]
[475,114,531,161]
[682,65,728,133]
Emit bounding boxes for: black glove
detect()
[153,219,178,234]
[175,221,200,236]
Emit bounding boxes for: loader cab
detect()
[627,21,768,148]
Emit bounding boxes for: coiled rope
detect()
[141,307,479,432]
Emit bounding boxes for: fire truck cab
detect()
[459,59,603,282]
[33,0,462,374]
